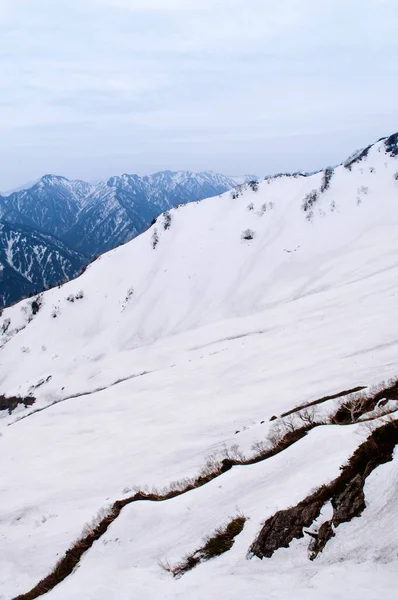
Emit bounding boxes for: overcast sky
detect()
[0,0,397,189]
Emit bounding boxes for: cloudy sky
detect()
[0,0,397,189]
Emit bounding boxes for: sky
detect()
[0,0,397,190]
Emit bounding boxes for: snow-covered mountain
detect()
[1,133,398,600]
[0,220,86,307]
[0,170,241,305]
[1,175,94,237]
[63,170,240,257]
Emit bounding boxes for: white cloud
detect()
[0,0,397,188]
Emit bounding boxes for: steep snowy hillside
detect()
[1,134,398,600]
[62,170,241,257]
[0,170,240,305]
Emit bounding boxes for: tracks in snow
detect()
[8,370,152,427]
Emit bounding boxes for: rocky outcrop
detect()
[250,419,398,561]
[308,521,335,560]
[332,474,365,526]
[249,487,328,559]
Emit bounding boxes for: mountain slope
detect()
[1,134,398,600]
[63,170,242,257]
[1,175,93,237]
[0,170,243,303]
[0,220,86,307]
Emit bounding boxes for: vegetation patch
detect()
[302,190,319,217]
[30,295,43,315]
[248,180,259,192]
[163,211,172,230]
[160,515,246,578]
[384,132,398,157]
[280,386,366,419]
[320,167,334,193]
[152,228,159,249]
[66,291,84,303]
[330,379,398,424]
[344,144,372,169]
[241,229,255,241]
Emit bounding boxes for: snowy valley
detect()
[1,133,398,600]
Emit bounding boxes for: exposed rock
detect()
[249,488,328,558]
[0,394,36,415]
[308,521,335,560]
[332,474,365,526]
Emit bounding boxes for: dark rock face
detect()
[308,521,335,560]
[332,474,366,526]
[249,474,366,561]
[0,394,35,415]
[249,489,327,559]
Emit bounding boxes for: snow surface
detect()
[1,136,398,599]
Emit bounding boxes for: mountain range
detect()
[0,170,255,306]
[1,132,398,599]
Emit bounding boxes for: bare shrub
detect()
[358,186,369,195]
[66,291,84,303]
[2,318,11,334]
[248,181,259,192]
[297,408,317,427]
[152,228,159,249]
[122,287,134,310]
[302,190,319,212]
[330,379,398,424]
[163,211,172,230]
[320,167,334,193]
[251,440,269,455]
[330,392,372,424]
[30,295,42,315]
[161,515,246,578]
[222,443,246,463]
[344,145,372,169]
[80,507,112,538]
[241,229,255,241]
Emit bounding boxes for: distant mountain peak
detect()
[39,174,70,185]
